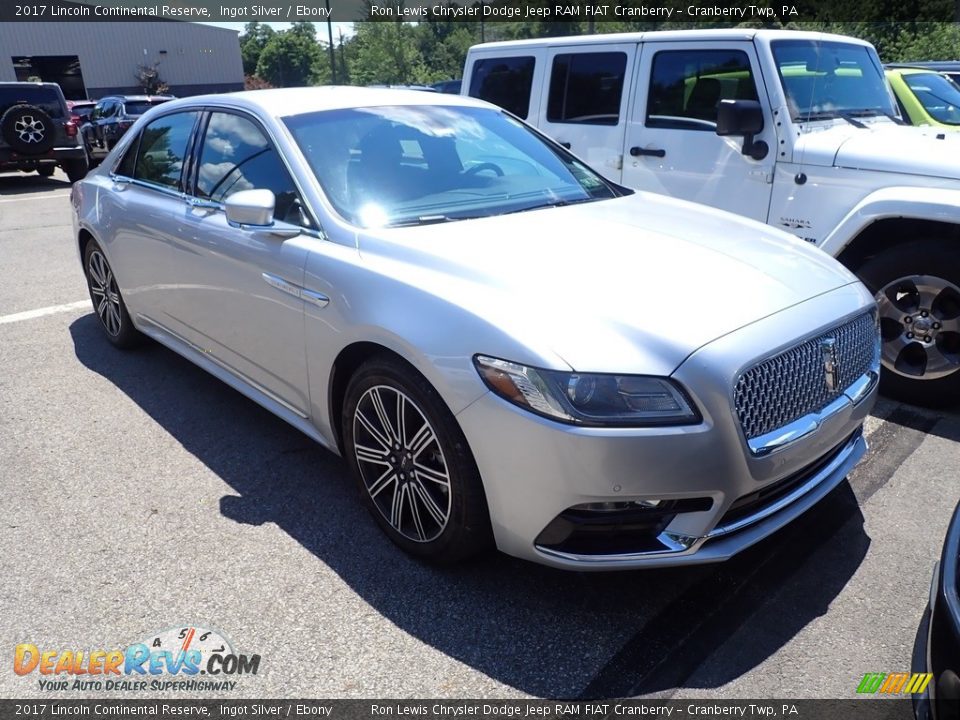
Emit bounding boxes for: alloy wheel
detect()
[876,274,960,379]
[352,385,452,543]
[87,250,123,337]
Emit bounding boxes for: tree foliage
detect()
[240,19,960,89]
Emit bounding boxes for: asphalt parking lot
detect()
[2,168,959,703]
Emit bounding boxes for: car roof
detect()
[469,28,872,51]
[155,86,490,118]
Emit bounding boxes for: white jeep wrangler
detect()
[463,29,960,407]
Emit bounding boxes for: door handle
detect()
[630,146,666,158]
[559,142,571,149]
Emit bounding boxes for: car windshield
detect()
[283,104,618,228]
[125,99,169,115]
[903,72,960,125]
[772,40,896,122]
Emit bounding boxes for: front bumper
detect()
[915,503,960,720]
[456,285,878,570]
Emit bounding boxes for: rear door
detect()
[167,109,312,416]
[536,43,637,183]
[621,41,776,222]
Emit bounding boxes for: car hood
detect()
[357,193,860,375]
[794,121,960,179]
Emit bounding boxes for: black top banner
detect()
[1,0,957,23]
[0,699,926,720]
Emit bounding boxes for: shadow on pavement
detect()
[70,313,870,697]
[0,172,72,195]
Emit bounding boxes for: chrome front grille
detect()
[734,312,879,440]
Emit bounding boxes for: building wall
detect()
[0,22,243,98]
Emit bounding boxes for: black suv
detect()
[0,82,88,182]
[82,95,173,166]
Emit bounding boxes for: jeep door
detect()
[621,41,776,222]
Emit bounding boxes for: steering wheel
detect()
[464,162,504,177]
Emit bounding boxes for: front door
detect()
[621,42,776,222]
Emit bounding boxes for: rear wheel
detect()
[83,239,141,349]
[36,165,55,178]
[856,239,960,407]
[342,356,492,564]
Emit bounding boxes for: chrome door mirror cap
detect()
[224,188,276,227]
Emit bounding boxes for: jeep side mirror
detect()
[716,99,768,161]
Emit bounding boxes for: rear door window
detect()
[547,52,627,125]
[468,56,536,119]
[132,111,200,191]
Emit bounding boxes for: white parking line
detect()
[0,300,89,325]
[0,193,71,204]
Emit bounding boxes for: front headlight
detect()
[473,355,700,427]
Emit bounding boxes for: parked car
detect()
[66,99,97,126]
[887,67,960,129]
[431,79,462,94]
[71,87,879,568]
[896,61,960,87]
[463,29,960,407]
[81,94,174,165]
[0,81,88,181]
[914,502,960,720]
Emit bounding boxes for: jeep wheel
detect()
[36,166,55,177]
[0,104,55,155]
[856,239,960,407]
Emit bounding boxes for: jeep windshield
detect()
[772,40,896,123]
[284,105,619,228]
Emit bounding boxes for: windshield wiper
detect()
[795,111,866,128]
[386,213,492,227]
[503,196,601,215]
[843,108,904,125]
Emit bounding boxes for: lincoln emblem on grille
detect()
[821,337,839,391]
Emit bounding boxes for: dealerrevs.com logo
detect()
[14,626,261,692]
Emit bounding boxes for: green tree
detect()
[256,29,322,87]
[239,21,275,77]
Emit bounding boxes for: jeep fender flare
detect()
[820,185,960,258]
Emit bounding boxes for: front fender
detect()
[820,186,960,257]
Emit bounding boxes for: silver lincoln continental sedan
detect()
[71,87,880,570]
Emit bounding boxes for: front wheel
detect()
[856,239,960,407]
[342,356,492,564]
[83,239,141,349]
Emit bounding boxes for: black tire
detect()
[342,355,493,564]
[855,239,960,407]
[36,165,55,177]
[82,239,141,349]
[63,157,89,183]
[0,104,56,154]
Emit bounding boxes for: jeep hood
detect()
[794,122,960,180]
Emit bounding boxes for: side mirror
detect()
[716,99,769,161]
[224,188,276,227]
[224,189,301,239]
